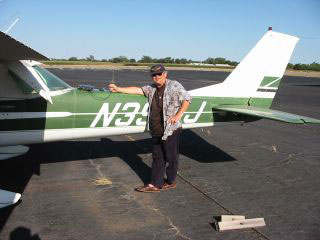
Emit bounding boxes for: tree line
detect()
[56,55,238,66]
[52,55,320,71]
[287,62,320,71]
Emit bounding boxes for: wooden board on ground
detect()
[218,218,266,231]
[221,215,245,222]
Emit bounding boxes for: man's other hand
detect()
[109,83,118,92]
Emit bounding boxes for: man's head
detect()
[150,64,167,88]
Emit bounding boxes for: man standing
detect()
[108,64,191,192]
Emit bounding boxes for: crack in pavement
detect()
[264,153,301,170]
[89,159,106,179]
[147,207,193,240]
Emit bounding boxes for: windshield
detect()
[33,65,71,91]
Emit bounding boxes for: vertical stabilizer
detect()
[190,30,299,108]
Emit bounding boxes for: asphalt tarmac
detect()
[0,69,319,240]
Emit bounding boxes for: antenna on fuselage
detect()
[111,68,115,84]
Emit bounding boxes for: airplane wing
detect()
[0,31,48,60]
[0,31,53,103]
[214,105,320,124]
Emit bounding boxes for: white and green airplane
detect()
[1,29,319,208]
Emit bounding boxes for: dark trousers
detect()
[151,129,181,188]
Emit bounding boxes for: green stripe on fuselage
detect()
[0,89,266,131]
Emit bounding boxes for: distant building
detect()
[188,63,231,67]
[189,63,214,66]
[215,64,231,67]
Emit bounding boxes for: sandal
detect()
[135,184,160,193]
[161,182,176,190]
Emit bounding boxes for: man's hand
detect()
[168,114,182,124]
[108,83,118,92]
[167,100,190,124]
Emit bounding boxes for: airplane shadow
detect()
[180,130,235,163]
[294,84,320,88]
[0,129,235,232]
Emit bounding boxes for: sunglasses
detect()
[151,72,163,77]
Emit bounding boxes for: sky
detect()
[0,0,319,64]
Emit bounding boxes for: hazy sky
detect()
[1,0,319,63]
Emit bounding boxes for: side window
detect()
[8,70,36,94]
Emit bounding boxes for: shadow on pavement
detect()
[180,130,235,163]
[294,84,320,88]
[0,129,235,232]
[9,227,41,240]
[0,155,39,232]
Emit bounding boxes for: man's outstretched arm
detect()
[108,84,144,95]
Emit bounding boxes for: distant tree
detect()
[129,58,136,63]
[180,58,188,64]
[68,57,78,61]
[139,55,153,63]
[111,57,121,63]
[202,57,237,66]
[86,55,95,61]
[111,56,128,63]
[203,58,215,64]
[119,56,129,62]
[287,62,319,71]
[287,63,294,69]
[309,62,320,71]
[214,57,227,64]
[293,64,306,70]
[163,57,173,63]
[293,64,301,70]
[229,61,238,66]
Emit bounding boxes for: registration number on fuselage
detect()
[89,101,207,128]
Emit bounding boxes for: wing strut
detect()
[0,189,21,208]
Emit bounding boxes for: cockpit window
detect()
[33,66,71,91]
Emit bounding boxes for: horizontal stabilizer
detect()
[214,105,320,124]
[0,31,48,60]
[0,189,21,208]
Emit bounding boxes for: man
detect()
[108,64,191,192]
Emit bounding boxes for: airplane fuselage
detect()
[0,88,256,147]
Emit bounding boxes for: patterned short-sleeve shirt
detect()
[141,79,192,140]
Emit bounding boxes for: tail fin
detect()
[190,30,299,108]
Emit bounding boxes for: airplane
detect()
[1,29,320,208]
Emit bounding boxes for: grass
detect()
[41,60,117,65]
[123,63,235,69]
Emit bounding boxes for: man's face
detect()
[151,71,167,88]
